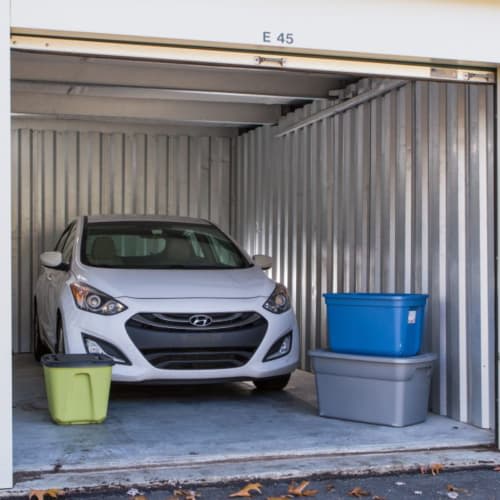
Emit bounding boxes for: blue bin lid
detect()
[41,353,114,367]
[323,293,428,306]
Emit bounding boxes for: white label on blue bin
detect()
[408,310,417,324]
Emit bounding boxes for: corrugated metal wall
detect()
[234,80,495,429]
[12,118,235,353]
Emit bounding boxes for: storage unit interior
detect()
[10,48,496,480]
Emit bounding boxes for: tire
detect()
[253,373,291,391]
[33,304,49,362]
[56,314,66,354]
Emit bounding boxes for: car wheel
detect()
[56,315,66,354]
[253,373,291,391]
[33,305,49,362]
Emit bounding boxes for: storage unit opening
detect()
[10,46,496,483]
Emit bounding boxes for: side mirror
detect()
[40,251,69,271]
[253,254,273,270]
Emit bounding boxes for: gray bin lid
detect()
[308,350,437,365]
[41,353,114,367]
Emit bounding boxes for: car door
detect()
[37,224,72,340]
[45,222,76,346]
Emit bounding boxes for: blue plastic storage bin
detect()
[323,293,428,357]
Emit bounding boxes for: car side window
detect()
[54,225,72,252]
[61,224,77,263]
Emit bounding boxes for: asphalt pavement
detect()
[23,467,500,500]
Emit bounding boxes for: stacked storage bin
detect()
[309,293,436,427]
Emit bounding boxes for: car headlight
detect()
[70,282,127,315]
[263,284,291,314]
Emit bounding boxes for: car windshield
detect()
[81,221,252,269]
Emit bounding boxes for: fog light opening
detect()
[264,332,292,362]
[85,338,106,355]
[82,334,131,365]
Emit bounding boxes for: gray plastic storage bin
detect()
[309,350,436,427]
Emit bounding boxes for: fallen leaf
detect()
[372,496,386,500]
[173,490,200,500]
[447,485,466,493]
[431,463,444,476]
[29,489,64,500]
[229,483,263,498]
[133,496,147,500]
[288,480,309,495]
[287,480,318,497]
[348,487,370,498]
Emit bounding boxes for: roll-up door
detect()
[11,34,495,84]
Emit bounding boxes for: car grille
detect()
[125,311,268,370]
[129,311,263,332]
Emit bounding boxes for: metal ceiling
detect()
[11,50,357,126]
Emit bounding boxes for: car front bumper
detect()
[61,294,300,382]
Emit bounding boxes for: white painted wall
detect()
[0,0,12,491]
[2,2,500,488]
[10,0,500,65]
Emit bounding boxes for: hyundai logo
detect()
[189,314,213,327]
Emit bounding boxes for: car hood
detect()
[73,265,276,300]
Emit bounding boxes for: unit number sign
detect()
[262,32,295,45]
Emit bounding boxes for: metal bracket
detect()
[431,67,494,83]
[254,56,286,67]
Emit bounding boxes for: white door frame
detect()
[0,0,13,490]
[497,67,500,449]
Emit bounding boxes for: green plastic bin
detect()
[41,353,114,425]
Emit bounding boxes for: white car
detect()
[34,215,299,390]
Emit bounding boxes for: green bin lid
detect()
[41,353,114,367]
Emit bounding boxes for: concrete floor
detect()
[10,354,497,495]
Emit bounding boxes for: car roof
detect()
[84,214,212,225]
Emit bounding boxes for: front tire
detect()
[33,305,49,362]
[253,373,291,391]
[56,314,66,354]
